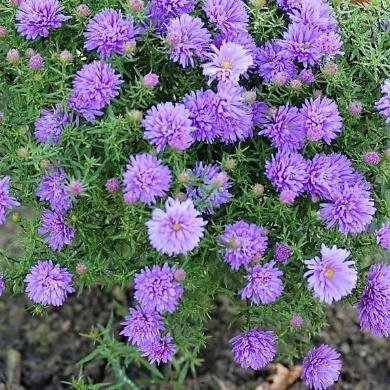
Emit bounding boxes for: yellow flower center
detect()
[324,267,335,278]
[171,223,182,232]
[221,60,233,70]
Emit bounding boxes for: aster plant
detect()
[1,0,389,387]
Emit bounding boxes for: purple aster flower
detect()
[229,328,276,370]
[34,105,69,145]
[84,9,137,59]
[214,31,257,62]
[320,185,375,234]
[254,41,297,83]
[306,153,356,200]
[120,306,164,345]
[301,97,342,144]
[375,80,390,124]
[134,263,183,313]
[219,220,268,270]
[281,23,322,67]
[143,72,159,88]
[376,223,390,250]
[290,315,304,328]
[317,31,343,57]
[143,102,195,152]
[0,176,20,225]
[289,0,337,33]
[146,0,195,32]
[36,168,70,213]
[204,0,248,34]
[0,273,4,296]
[24,260,75,306]
[146,198,207,256]
[139,333,176,364]
[357,264,390,337]
[185,162,232,214]
[304,244,357,304]
[363,151,381,165]
[183,89,220,143]
[16,0,70,40]
[252,101,269,127]
[276,0,302,12]
[302,344,341,390]
[202,42,253,84]
[265,150,308,196]
[299,68,315,83]
[105,178,120,193]
[166,14,211,68]
[214,82,254,143]
[28,53,44,69]
[259,104,305,151]
[240,261,284,305]
[274,243,292,263]
[123,153,171,205]
[38,209,75,251]
[68,61,123,123]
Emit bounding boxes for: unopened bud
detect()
[16,147,28,158]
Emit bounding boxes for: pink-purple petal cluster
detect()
[34,105,69,145]
[139,333,176,365]
[0,176,20,225]
[375,79,390,124]
[375,223,390,250]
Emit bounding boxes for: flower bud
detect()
[10,212,21,223]
[75,4,89,17]
[174,269,186,282]
[76,262,87,274]
[124,40,137,54]
[244,90,257,103]
[279,190,296,205]
[127,109,143,122]
[124,192,137,204]
[40,159,50,170]
[143,72,159,89]
[16,147,28,158]
[253,183,264,196]
[29,53,44,70]
[59,50,73,63]
[68,180,84,196]
[290,79,302,90]
[7,49,20,64]
[363,151,380,165]
[25,48,36,58]
[0,26,7,38]
[290,315,304,328]
[177,170,191,184]
[175,192,187,202]
[105,178,120,193]
[348,101,363,117]
[128,0,144,11]
[322,61,338,77]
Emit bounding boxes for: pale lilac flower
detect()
[230,328,276,370]
[304,244,357,304]
[317,31,343,57]
[375,223,390,250]
[202,42,253,84]
[123,154,171,205]
[146,198,207,256]
[24,260,75,306]
[375,80,390,124]
[274,243,292,263]
[0,273,4,296]
[302,344,341,390]
[240,261,284,305]
[16,0,70,40]
[166,14,211,68]
[139,333,176,364]
[38,209,75,251]
[28,53,44,69]
[120,306,164,345]
[280,189,297,205]
[34,105,69,145]
[0,176,20,225]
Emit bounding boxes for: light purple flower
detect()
[214,30,257,61]
[255,41,297,83]
[185,162,232,214]
[274,243,292,263]
[203,0,248,34]
[304,244,357,304]
[0,176,20,225]
[36,168,70,213]
[0,273,4,296]
[230,328,276,370]
[376,223,390,250]
[302,344,341,390]
[317,31,343,57]
[146,198,206,256]
[24,260,75,306]
[301,97,342,144]
[363,151,381,165]
[357,264,390,337]
[16,0,70,40]
[68,61,123,123]
[139,333,176,364]
[202,42,253,84]
[320,186,375,234]
[84,9,137,59]
[183,89,220,143]
[38,209,75,251]
[120,306,164,345]
[306,153,356,200]
[299,68,315,83]
[375,79,390,124]
[34,105,69,145]
[214,82,254,143]
[166,14,211,68]
[265,150,308,196]
[240,261,284,305]
[276,0,302,12]
[123,153,171,205]
[259,104,305,151]
[281,23,322,67]
[28,53,44,69]
[219,220,268,270]
[142,102,195,152]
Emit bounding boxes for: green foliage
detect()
[0,0,389,387]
